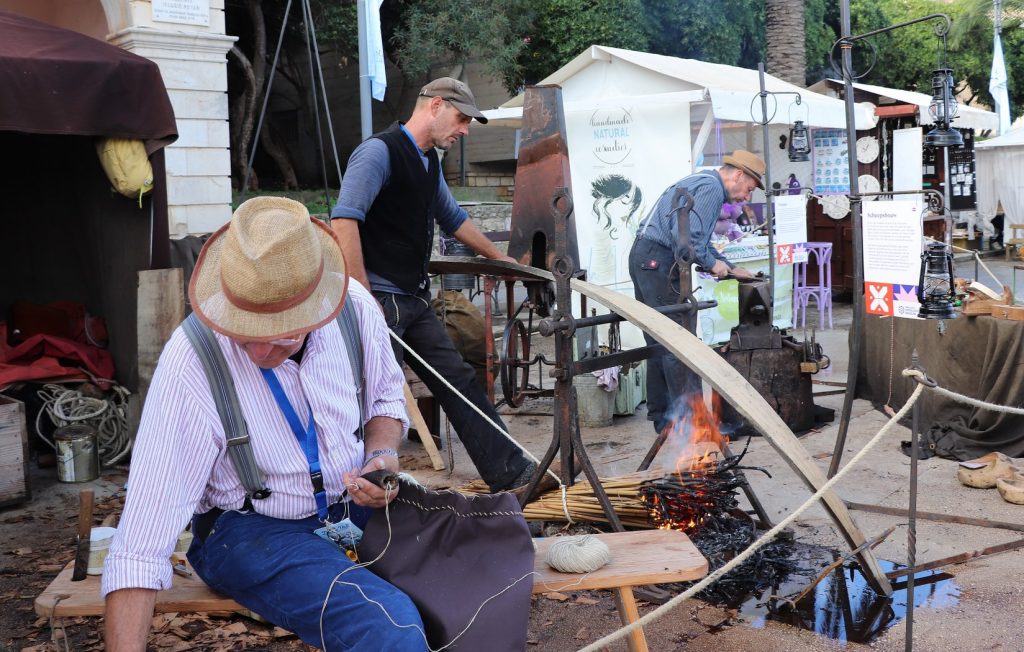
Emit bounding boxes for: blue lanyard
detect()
[260,368,329,521]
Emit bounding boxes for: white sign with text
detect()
[863,200,923,318]
[152,0,210,26]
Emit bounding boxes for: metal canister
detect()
[55,424,99,483]
[441,241,477,290]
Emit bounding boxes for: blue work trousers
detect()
[188,506,427,651]
[628,237,703,434]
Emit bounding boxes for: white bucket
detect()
[574,373,615,427]
[87,526,117,575]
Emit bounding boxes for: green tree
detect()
[643,0,763,69]
[511,0,649,89]
[391,0,534,92]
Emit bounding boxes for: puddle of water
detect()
[736,546,959,645]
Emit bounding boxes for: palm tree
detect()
[765,0,807,85]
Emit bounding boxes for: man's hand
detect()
[730,266,755,280]
[495,254,517,265]
[344,455,399,509]
[710,260,731,279]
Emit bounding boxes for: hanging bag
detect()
[95,137,154,206]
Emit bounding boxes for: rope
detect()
[926,235,1003,289]
[35,383,133,466]
[388,331,573,521]
[577,375,927,652]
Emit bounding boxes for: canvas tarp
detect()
[975,127,1024,225]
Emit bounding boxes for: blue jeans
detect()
[628,237,702,434]
[188,505,427,651]
[375,289,529,491]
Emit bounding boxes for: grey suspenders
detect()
[181,299,365,505]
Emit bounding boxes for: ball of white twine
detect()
[545,535,611,573]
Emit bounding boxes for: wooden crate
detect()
[0,395,30,507]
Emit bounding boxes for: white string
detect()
[576,376,927,652]
[389,330,573,522]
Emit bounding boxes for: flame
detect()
[663,394,730,474]
[642,394,731,533]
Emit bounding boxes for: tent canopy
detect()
[0,9,177,152]
[810,79,999,133]
[976,127,1024,149]
[489,45,877,130]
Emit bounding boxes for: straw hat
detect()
[188,196,348,341]
[722,150,766,190]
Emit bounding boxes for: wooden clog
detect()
[957,452,1019,489]
[996,474,1024,505]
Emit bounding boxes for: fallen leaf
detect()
[543,591,569,601]
[574,596,599,605]
[574,627,590,640]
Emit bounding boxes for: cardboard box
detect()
[0,395,30,507]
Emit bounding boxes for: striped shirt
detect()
[101,281,408,598]
[637,170,732,270]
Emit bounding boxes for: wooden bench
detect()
[36,529,706,652]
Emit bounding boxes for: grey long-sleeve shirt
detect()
[637,170,732,270]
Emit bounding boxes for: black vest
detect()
[359,123,440,292]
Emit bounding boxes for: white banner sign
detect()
[152,0,210,26]
[565,101,692,347]
[863,200,923,318]
[773,194,808,248]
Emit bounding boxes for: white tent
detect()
[483,45,878,131]
[975,128,1024,225]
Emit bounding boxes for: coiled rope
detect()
[35,383,132,466]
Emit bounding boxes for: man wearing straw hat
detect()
[629,151,763,435]
[103,197,427,650]
[330,77,543,495]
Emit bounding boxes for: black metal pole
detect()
[829,0,863,478]
[758,63,776,306]
[906,352,922,652]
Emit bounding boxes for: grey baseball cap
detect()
[419,77,489,124]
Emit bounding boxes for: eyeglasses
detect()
[268,335,305,347]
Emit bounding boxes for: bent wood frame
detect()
[430,257,893,596]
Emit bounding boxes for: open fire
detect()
[640,394,741,532]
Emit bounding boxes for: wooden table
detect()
[36,529,706,652]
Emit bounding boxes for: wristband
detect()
[364,448,399,465]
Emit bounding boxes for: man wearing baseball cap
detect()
[104,197,427,650]
[330,78,542,496]
[629,150,764,435]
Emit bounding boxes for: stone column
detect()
[108,2,236,236]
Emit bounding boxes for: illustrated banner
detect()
[565,101,692,347]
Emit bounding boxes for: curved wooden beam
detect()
[429,257,892,596]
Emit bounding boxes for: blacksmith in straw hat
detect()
[329,77,549,497]
[103,196,428,650]
[629,150,765,435]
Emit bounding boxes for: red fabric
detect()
[0,321,114,389]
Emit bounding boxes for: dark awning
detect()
[0,9,177,153]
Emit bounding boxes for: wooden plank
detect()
[403,383,445,471]
[424,260,892,595]
[0,396,30,507]
[38,530,706,618]
[137,269,185,405]
[36,562,240,618]
[532,530,706,592]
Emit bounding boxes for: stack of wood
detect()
[961,281,1017,317]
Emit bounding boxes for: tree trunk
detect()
[260,126,299,190]
[766,0,807,86]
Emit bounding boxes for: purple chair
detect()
[792,242,833,329]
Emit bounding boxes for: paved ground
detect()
[4,254,1024,651]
